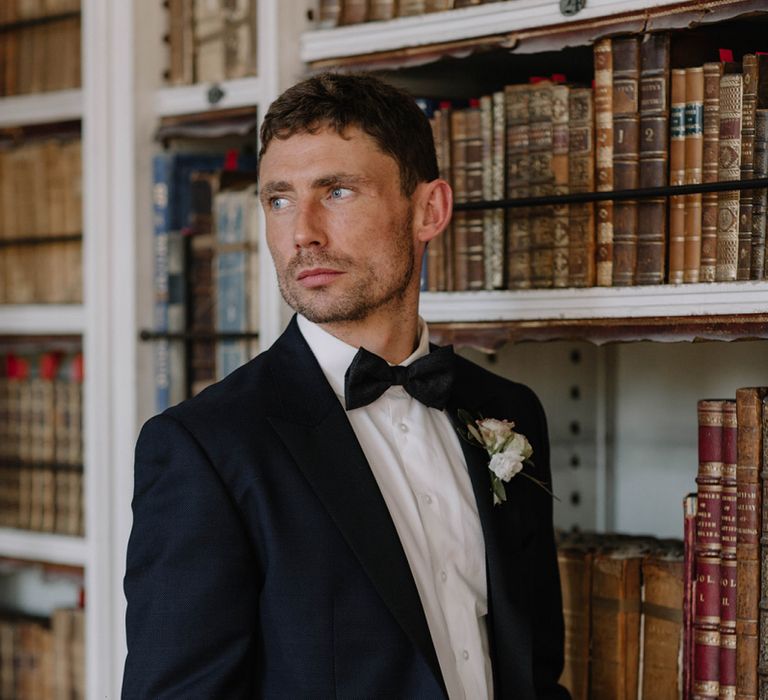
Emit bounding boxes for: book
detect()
[611,37,641,286]
[428,101,453,290]
[165,0,194,84]
[683,66,704,284]
[716,74,743,282]
[567,87,595,287]
[341,0,369,24]
[551,83,570,288]
[488,91,506,289]
[594,38,615,286]
[752,109,768,280]
[317,0,342,27]
[737,55,759,280]
[557,546,592,700]
[701,62,724,283]
[736,387,768,700]
[668,68,687,285]
[369,0,396,21]
[636,33,670,286]
[760,395,768,699]
[684,493,697,700]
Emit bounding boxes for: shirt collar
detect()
[296,314,431,401]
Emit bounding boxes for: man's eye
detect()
[270,197,289,210]
[330,187,351,200]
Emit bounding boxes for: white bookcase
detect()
[1,0,767,696]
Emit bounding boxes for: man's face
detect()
[259,126,420,326]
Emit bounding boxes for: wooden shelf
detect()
[0,89,83,128]
[0,305,85,335]
[0,529,87,568]
[153,76,262,118]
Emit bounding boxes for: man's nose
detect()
[293,200,327,249]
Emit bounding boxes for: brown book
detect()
[369,0,396,21]
[505,83,531,289]
[551,83,570,288]
[223,0,257,80]
[759,396,768,699]
[431,101,454,290]
[425,0,453,10]
[489,90,506,289]
[568,87,595,287]
[340,0,369,25]
[736,386,768,700]
[165,0,194,84]
[558,546,592,700]
[590,550,642,700]
[716,74,743,282]
[595,37,614,286]
[636,33,670,286]
[427,108,447,291]
[611,37,640,286]
[701,62,724,282]
[683,67,704,284]
[669,69,687,285]
[398,0,427,15]
[641,552,684,700]
[752,109,768,280]
[480,95,494,290]
[317,0,342,27]
[528,80,555,289]
[738,55,759,280]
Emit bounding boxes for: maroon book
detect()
[683,492,697,700]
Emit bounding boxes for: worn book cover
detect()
[738,55,758,280]
[683,67,704,284]
[568,87,595,287]
[701,62,724,282]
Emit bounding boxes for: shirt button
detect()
[423,494,433,505]
[462,650,470,660]
[440,570,447,582]
[398,422,408,433]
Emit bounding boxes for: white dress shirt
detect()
[297,315,493,700]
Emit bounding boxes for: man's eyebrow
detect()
[312,173,371,188]
[260,180,292,197]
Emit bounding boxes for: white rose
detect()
[488,451,524,482]
[476,418,515,453]
[506,432,533,461]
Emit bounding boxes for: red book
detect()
[683,492,697,700]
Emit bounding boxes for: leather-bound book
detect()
[719,399,738,700]
[397,0,427,16]
[669,68,687,285]
[490,91,506,289]
[594,38,615,286]
[641,550,684,700]
[427,109,446,290]
[368,0,396,21]
[736,387,768,700]
[505,83,532,289]
[528,80,555,289]
[694,399,725,699]
[425,0,454,10]
[464,102,486,290]
[552,83,570,288]
[558,546,592,700]
[751,109,768,281]
[701,62,724,282]
[716,74,743,282]
[432,101,454,290]
[317,0,342,28]
[759,396,768,699]
[684,493,697,700]
[590,549,642,700]
[340,0,370,24]
[450,108,470,291]
[738,55,759,280]
[636,33,670,286]
[611,37,641,286]
[683,67,705,284]
[568,87,596,287]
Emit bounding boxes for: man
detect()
[123,73,568,699]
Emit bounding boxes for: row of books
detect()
[0,350,83,536]
[316,0,502,28]
[164,0,257,86]
[687,388,768,699]
[0,607,84,700]
[152,152,260,411]
[0,1,81,98]
[556,532,684,700]
[0,137,82,304]
[423,39,768,291]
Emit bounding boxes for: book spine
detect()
[751,110,768,280]
[636,32,670,286]
[669,69,687,285]
[505,84,531,289]
[551,83,570,289]
[594,38,614,286]
[557,547,592,700]
[398,0,428,16]
[481,94,494,291]
[611,37,640,286]
[528,81,554,289]
[568,87,596,287]
[738,55,758,280]
[317,0,342,28]
[490,91,506,289]
[719,400,738,700]
[340,0,369,25]
[368,0,396,21]
[685,493,698,700]
[759,395,768,699]
[683,67,704,284]
[716,74,743,282]
[701,62,724,282]
[736,387,768,700]
[694,399,725,699]
[464,104,485,290]
[450,108,470,291]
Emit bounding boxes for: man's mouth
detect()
[296,268,344,288]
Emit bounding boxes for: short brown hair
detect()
[259,72,439,196]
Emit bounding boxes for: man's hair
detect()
[259,72,439,196]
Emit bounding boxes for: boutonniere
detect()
[457,409,557,505]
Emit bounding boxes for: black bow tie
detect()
[344,345,455,411]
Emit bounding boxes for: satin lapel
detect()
[264,320,444,692]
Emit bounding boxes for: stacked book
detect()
[316,0,502,27]
[0,349,83,536]
[0,0,81,97]
[422,40,768,291]
[0,136,82,304]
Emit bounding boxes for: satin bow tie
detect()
[344,345,455,411]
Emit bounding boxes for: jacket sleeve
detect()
[122,413,260,699]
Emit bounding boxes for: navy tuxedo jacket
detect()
[122,317,569,699]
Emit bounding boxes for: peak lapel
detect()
[264,320,444,692]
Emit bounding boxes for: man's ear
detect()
[413,179,453,244]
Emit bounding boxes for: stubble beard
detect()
[276,208,417,325]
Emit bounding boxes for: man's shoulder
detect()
[452,352,542,408]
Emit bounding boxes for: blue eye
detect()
[330,187,351,199]
[270,197,288,210]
